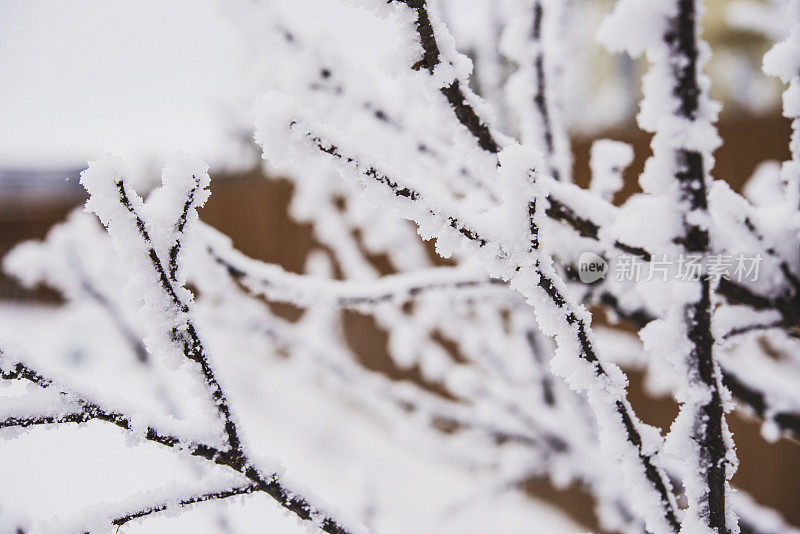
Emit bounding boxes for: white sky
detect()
[0,0,413,189]
[0,0,243,173]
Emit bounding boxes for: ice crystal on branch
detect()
[2,0,800,532]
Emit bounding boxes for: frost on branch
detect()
[602,1,737,532]
[3,0,800,532]
[1,156,362,533]
[764,0,800,208]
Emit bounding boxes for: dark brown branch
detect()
[720,320,793,340]
[537,273,681,531]
[0,357,223,462]
[392,0,501,153]
[548,190,800,327]
[664,2,732,529]
[115,180,242,455]
[111,484,259,528]
[0,361,52,387]
[109,181,355,534]
[303,127,681,531]
[721,372,800,442]
[531,2,552,154]
[545,197,601,239]
[0,354,352,534]
[665,0,700,120]
[525,330,555,406]
[596,292,800,443]
[79,278,149,364]
[207,245,506,308]
[0,411,91,430]
[168,174,202,282]
[301,40,500,203]
[303,131,489,251]
[527,0,569,181]
[742,215,800,296]
[690,277,729,532]
[396,393,567,453]
[392,21,799,323]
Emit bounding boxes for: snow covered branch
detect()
[0,352,224,463]
[502,0,572,181]
[390,0,502,153]
[109,483,260,530]
[4,1,800,532]
[256,81,682,534]
[1,158,363,534]
[202,223,507,310]
[600,1,738,530]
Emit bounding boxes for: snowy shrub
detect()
[2,0,800,533]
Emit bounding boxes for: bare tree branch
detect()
[111,483,259,530]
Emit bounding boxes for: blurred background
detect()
[0,0,797,531]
